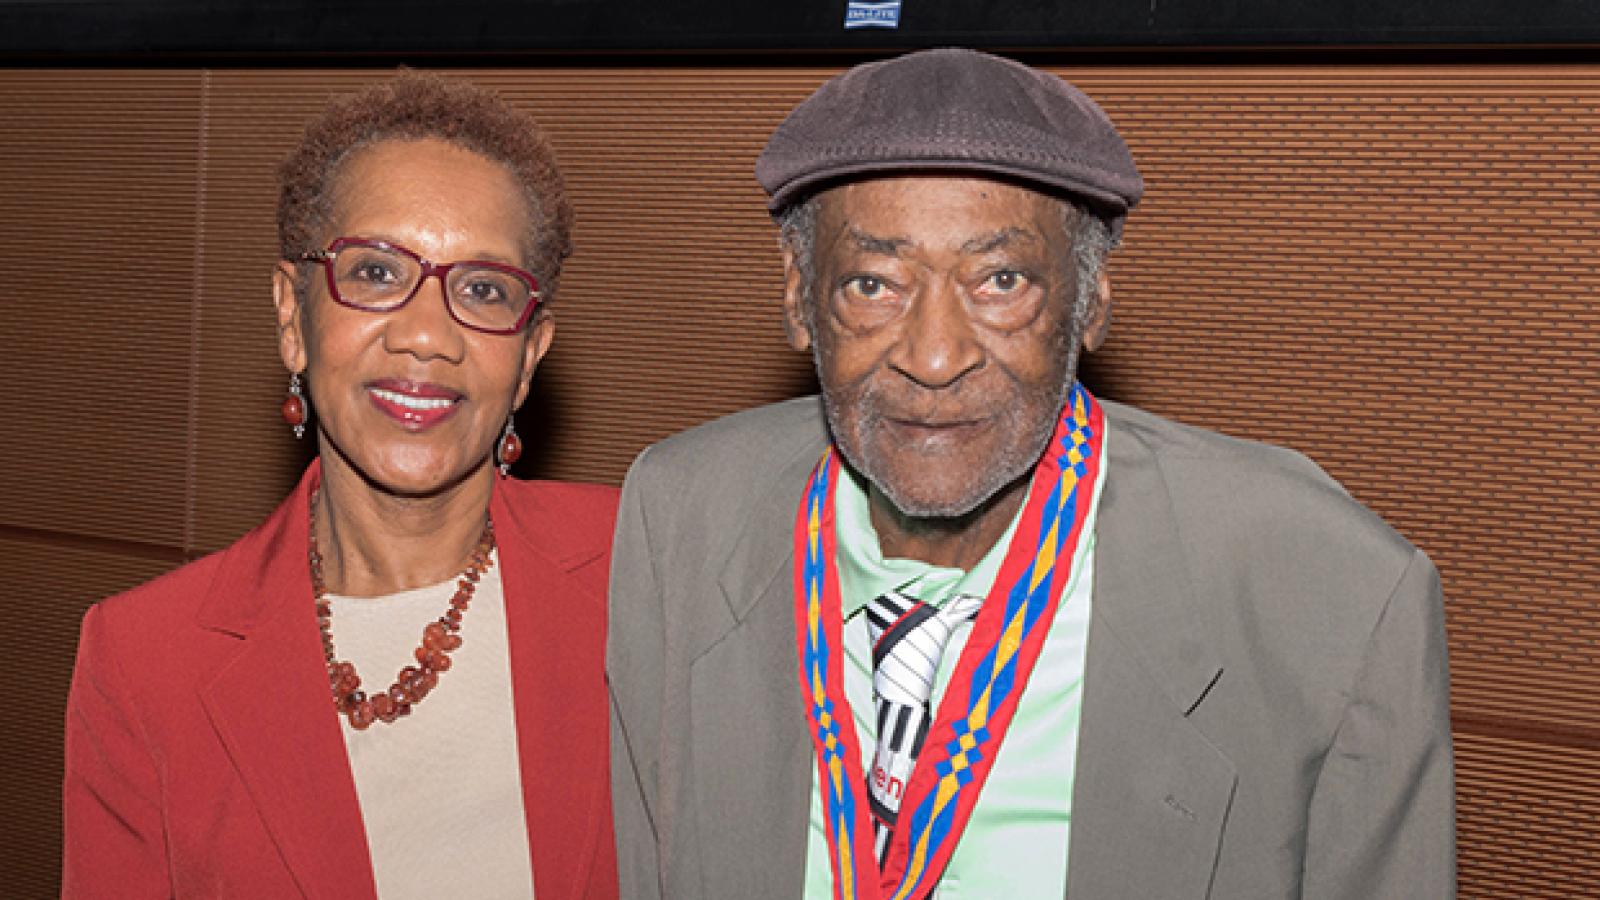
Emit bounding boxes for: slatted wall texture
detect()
[0,71,204,898]
[0,64,1595,898]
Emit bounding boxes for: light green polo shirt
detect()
[802,451,1105,899]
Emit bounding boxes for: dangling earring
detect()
[497,416,522,477]
[282,372,308,439]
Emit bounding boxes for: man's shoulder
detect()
[627,396,827,500]
[649,396,825,462]
[1105,398,1332,481]
[1104,398,1424,598]
[616,397,827,574]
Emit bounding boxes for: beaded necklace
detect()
[309,491,496,730]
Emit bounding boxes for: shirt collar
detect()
[833,466,1022,616]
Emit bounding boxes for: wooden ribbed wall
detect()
[2,64,1596,898]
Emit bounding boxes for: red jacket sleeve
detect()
[62,603,172,898]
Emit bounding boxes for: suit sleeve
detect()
[1301,548,1456,899]
[608,448,666,900]
[62,603,173,899]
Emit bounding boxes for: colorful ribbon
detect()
[794,384,1105,900]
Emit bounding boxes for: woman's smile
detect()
[364,378,463,429]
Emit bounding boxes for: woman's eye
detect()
[459,279,510,305]
[352,262,397,283]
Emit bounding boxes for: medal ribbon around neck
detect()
[793,383,1105,900]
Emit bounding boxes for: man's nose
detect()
[887,279,984,389]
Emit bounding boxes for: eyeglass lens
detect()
[330,243,536,332]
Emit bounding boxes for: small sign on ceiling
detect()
[845,0,901,29]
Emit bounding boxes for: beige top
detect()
[327,550,536,900]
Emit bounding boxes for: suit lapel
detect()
[197,471,610,899]
[687,435,824,898]
[1066,409,1236,898]
[494,483,611,900]
[685,402,1240,897]
[197,463,378,900]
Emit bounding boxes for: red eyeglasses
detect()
[299,237,543,335]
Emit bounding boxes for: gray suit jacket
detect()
[608,396,1455,899]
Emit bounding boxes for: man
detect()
[609,48,1454,899]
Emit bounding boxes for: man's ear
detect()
[780,244,813,353]
[272,261,309,373]
[1080,269,1113,353]
[512,309,556,411]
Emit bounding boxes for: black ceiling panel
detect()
[1,0,1598,57]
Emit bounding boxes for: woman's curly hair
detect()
[277,70,573,301]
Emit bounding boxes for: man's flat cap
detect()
[756,47,1143,229]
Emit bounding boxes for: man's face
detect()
[783,175,1110,519]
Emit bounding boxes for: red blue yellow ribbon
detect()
[793,383,1105,900]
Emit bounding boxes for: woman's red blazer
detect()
[63,461,620,899]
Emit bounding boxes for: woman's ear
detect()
[272,261,309,373]
[513,310,556,411]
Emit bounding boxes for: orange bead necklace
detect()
[309,493,496,730]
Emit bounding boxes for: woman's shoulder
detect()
[76,550,235,693]
[495,478,620,562]
[508,478,620,506]
[501,478,619,519]
[92,551,229,632]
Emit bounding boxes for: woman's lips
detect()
[365,380,462,429]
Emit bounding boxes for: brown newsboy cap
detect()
[756,47,1143,231]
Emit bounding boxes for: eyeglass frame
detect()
[296,236,544,336]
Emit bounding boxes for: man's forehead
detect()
[815,175,1068,251]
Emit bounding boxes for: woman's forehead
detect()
[327,138,528,259]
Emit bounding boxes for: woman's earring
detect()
[282,373,308,439]
[497,416,522,477]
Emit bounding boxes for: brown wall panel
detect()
[497,69,821,486]
[1081,71,1600,750]
[2,64,1597,897]
[1456,731,1600,896]
[0,72,201,549]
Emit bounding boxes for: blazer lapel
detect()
[680,401,1240,897]
[1066,410,1236,898]
[197,463,378,900]
[493,483,612,899]
[687,437,824,898]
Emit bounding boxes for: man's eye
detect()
[845,275,889,300]
[984,270,1026,293]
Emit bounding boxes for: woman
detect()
[62,73,617,899]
